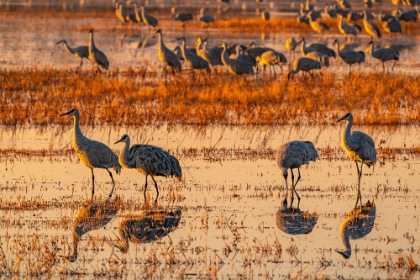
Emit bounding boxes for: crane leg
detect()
[143,174,149,201]
[151,175,159,198]
[106,168,115,198]
[382,62,385,74]
[290,169,295,208]
[358,162,364,211]
[392,60,397,71]
[293,168,302,209]
[91,169,95,199]
[283,173,288,200]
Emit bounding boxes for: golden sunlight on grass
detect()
[1,68,419,127]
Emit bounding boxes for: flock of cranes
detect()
[61,107,376,219]
[55,0,419,77]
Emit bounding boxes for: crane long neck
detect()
[180,39,188,58]
[89,32,95,52]
[68,231,80,261]
[221,46,231,67]
[72,114,85,151]
[62,41,76,55]
[367,42,374,55]
[339,222,352,256]
[157,32,164,52]
[341,118,353,147]
[118,139,133,168]
[334,42,341,57]
[117,223,129,253]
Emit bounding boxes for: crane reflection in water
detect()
[115,207,182,253]
[336,200,376,259]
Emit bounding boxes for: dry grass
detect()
[1,68,420,127]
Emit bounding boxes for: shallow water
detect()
[0,125,419,278]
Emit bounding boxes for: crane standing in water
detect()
[88,29,109,73]
[277,141,319,209]
[337,112,376,210]
[56,39,89,68]
[60,108,121,199]
[114,134,182,202]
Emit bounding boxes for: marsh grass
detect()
[1,68,420,127]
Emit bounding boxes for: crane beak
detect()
[114,137,124,144]
[56,40,63,44]
[336,115,347,122]
[59,110,73,116]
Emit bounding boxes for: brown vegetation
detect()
[1,68,419,127]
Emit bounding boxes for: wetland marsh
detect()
[1,1,420,279]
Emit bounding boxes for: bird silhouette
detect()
[56,39,89,69]
[336,200,376,259]
[88,29,109,74]
[337,112,376,210]
[60,108,121,198]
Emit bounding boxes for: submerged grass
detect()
[1,68,420,127]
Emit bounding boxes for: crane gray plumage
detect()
[337,112,376,210]
[261,10,270,20]
[336,0,351,9]
[338,14,357,38]
[230,45,257,67]
[334,39,365,73]
[383,17,402,36]
[177,36,210,75]
[63,197,122,262]
[308,14,329,33]
[299,38,316,56]
[397,7,418,22]
[277,141,319,208]
[156,29,182,75]
[288,57,322,79]
[363,10,381,38]
[140,6,158,28]
[367,41,399,72]
[173,12,193,26]
[198,12,215,25]
[246,42,272,61]
[221,43,254,75]
[308,42,336,58]
[256,50,287,74]
[114,134,182,201]
[276,197,318,234]
[116,208,182,253]
[60,108,121,198]
[324,4,338,18]
[173,45,196,61]
[88,29,109,73]
[336,200,376,259]
[56,39,89,68]
[116,2,128,23]
[196,38,223,73]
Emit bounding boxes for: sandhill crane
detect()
[156,29,182,75]
[324,4,338,18]
[367,41,399,72]
[116,208,182,253]
[305,52,330,67]
[173,11,193,27]
[114,134,182,201]
[336,0,351,9]
[337,112,376,210]
[246,42,272,61]
[338,14,358,39]
[333,39,365,73]
[132,3,143,24]
[363,10,381,39]
[308,42,336,58]
[288,57,322,79]
[256,50,287,74]
[398,7,418,22]
[285,37,299,60]
[231,45,257,68]
[277,141,318,208]
[308,12,329,33]
[63,197,122,262]
[116,2,128,23]
[379,12,396,22]
[261,10,270,20]
[298,14,310,25]
[299,38,316,56]
[198,9,215,25]
[140,6,158,29]
[336,200,376,259]
[173,45,196,61]
[177,36,210,75]
[197,38,223,73]
[60,108,121,198]
[221,43,254,75]
[364,0,373,8]
[276,197,318,234]
[56,39,89,68]
[383,17,402,38]
[88,29,109,74]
